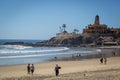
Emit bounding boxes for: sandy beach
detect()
[0,56,120,80]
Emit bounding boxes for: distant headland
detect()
[2,15,120,47]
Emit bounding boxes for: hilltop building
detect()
[83,15,120,35]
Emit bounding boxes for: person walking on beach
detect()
[100,57,103,64]
[31,64,35,75]
[55,64,61,76]
[27,64,30,74]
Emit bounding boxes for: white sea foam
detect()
[0,47,69,54]
[0,48,101,59]
[0,51,87,59]
[0,45,101,59]
[0,51,70,59]
[0,54,47,59]
[96,49,102,52]
[0,47,100,54]
[1,45,32,50]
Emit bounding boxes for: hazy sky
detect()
[0,0,120,40]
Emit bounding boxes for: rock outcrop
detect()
[38,33,95,47]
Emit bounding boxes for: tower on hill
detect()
[83,15,120,35]
[94,15,100,25]
[83,15,107,34]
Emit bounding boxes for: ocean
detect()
[0,39,111,66]
[0,39,41,44]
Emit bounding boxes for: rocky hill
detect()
[47,34,83,46]
[36,33,96,47]
[38,33,120,47]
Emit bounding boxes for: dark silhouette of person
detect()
[100,57,103,64]
[27,64,31,74]
[31,64,35,75]
[54,64,61,76]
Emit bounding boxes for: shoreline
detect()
[50,48,115,61]
[0,46,117,66]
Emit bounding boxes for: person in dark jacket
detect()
[54,64,61,76]
[100,57,103,64]
[27,64,30,74]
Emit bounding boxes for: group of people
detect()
[27,64,35,75]
[100,57,107,64]
[27,57,107,76]
[27,64,61,76]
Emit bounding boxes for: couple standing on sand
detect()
[27,64,35,75]
[100,57,107,64]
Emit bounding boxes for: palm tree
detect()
[62,24,66,32]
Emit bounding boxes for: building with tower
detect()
[83,15,120,35]
[83,15,108,34]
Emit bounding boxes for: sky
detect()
[0,0,120,40]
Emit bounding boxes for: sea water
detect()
[0,39,102,66]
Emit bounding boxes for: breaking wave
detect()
[0,45,101,59]
[0,45,32,50]
[0,46,69,54]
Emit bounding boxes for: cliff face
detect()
[45,34,95,47]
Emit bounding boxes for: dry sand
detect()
[0,56,120,80]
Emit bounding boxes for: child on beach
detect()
[100,57,107,64]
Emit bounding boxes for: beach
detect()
[0,56,120,80]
